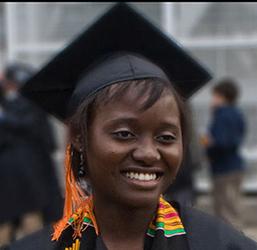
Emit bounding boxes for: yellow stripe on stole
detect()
[76,239,80,250]
[64,239,80,250]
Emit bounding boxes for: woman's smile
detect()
[121,171,162,190]
[120,166,165,190]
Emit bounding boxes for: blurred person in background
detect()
[0,63,63,247]
[0,74,6,165]
[164,103,203,207]
[201,78,246,229]
[0,76,4,104]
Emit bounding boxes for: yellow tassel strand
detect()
[64,239,81,250]
[75,239,80,250]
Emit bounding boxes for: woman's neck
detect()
[93,195,159,250]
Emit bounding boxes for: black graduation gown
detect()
[3,203,257,250]
[0,95,62,223]
[0,95,48,222]
[34,112,64,224]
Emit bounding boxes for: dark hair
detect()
[212,78,240,105]
[67,78,189,180]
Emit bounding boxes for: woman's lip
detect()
[120,172,162,190]
[120,168,164,175]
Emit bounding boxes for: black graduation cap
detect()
[21,3,212,121]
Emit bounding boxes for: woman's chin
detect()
[115,191,162,209]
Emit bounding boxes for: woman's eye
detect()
[112,130,135,140]
[156,134,176,143]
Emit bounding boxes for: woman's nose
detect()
[132,139,161,165]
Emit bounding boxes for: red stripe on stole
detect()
[164,212,178,219]
[159,203,166,209]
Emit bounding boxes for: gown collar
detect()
[61,196,186,250]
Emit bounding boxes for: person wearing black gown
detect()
[0,63,63,246]
[3,3,257,250]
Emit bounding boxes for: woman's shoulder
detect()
[1,224,93,250]
[1,225,59,250]
[178,204,257,250]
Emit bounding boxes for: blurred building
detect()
[1,2,257,193]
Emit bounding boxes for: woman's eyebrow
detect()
[158,122,180,130]
[104,118,180,129]
[104,117,138,125]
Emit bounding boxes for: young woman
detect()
[4,3,257,250]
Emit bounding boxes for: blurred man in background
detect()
[202,78,246,229]
[0,63,63,247]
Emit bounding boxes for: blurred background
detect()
[0,2,256,244]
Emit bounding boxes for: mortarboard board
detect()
[21,3,212,121]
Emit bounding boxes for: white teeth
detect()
[124,172,158,181]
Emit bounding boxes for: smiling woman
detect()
[3,3,257,250]
[69,78,184,210]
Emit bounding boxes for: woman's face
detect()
[210,92,226,109]
[85,87,183,208]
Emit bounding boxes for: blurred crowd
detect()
[0,62,252,246]
[0,63,63,247]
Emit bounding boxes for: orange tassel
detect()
[52,144,91,241]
